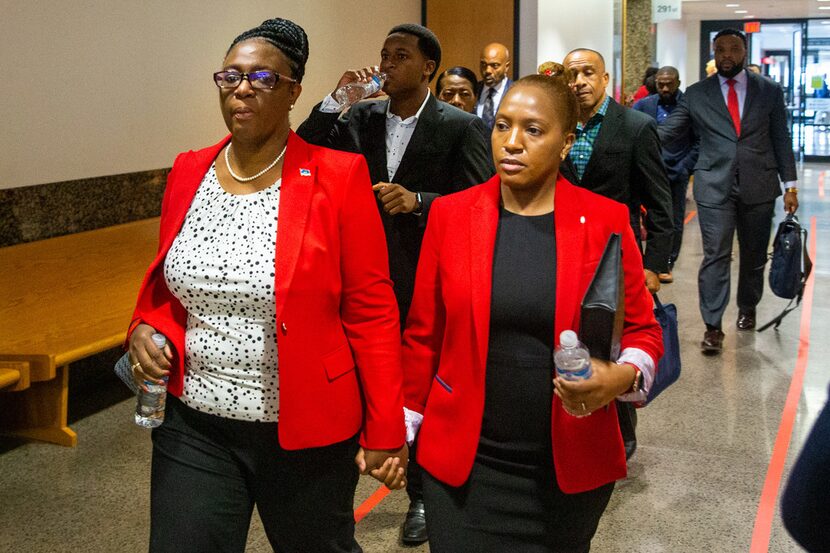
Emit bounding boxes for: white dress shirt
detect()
[718,69,748,116]
[476,77,509,119]
[319,90,431,181]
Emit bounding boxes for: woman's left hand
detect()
[553,359,636,417]
[354,445,409,490]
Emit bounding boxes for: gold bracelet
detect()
[785,187,798,194]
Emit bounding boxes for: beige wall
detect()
[0,0,420,189]
[426,0,514,80]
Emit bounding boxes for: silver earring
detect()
[289,104,295,111]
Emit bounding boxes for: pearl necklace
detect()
[225,143,287,182]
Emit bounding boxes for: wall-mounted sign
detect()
[744,21,761,34]
[652,0,681,23]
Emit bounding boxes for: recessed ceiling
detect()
[682,0,830,19]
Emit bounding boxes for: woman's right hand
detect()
[128,323,172,389]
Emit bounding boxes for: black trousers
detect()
[697,195,775,328]
[149,396,360,553]
[668,176,689,266]
[423,460,614,553]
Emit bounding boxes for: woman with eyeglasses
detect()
[126,18,407,553]
[373,64,663,552]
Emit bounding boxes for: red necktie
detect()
[726,79,741,137]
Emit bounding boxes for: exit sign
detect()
[744,21,762,33]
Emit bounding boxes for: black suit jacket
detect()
[296,93,494,320]
[658,71,796,207]
[633,92,699,184]
[561,98,673,273]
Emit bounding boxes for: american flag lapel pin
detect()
[299,168,311,177]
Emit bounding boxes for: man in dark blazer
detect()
[475,42,513,129]
[297,23,493,546]
[634,66,699,283]
[659,29,798,354]
[560,48,673,461]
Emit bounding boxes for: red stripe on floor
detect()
[749,216,817,552]
[684,210,697,225]
[354,484,391,523]
[819,171,825,199]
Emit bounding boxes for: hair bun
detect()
[229,18,309,82]
[537,61,566,78]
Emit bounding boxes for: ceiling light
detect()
[725,3,739,5]
[735,9,748,12]
[822,20,830,23]
[743,15,755,18]
[820,5,830,9]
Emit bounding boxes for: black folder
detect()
[579,233,624,361]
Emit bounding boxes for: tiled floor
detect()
[2,164,828,552]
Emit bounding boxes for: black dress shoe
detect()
[737,310,756,331]
[402,499,428,545]
[701,328,725,354]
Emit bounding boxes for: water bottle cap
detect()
[559,330,578,348]
[151,333,167,349]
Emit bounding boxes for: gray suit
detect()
[659,70,797,328]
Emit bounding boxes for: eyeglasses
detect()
[213,70,297,90]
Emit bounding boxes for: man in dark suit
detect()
[634,66,699,283]
[658,29,798,354]
[297,23,493,546]
[560,48,673,461]
[475,42,513,129]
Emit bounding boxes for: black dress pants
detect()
[697,195,775,328]
[423,460,614,553]
[149,396,360,553]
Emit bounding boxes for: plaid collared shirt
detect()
[569,96,611,180]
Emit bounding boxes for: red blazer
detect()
[402,175,663,493]
[129,132,405,451]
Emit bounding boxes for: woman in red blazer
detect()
[397,66,663,551]
[126,19,406,553]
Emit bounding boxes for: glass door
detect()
[803,19,830,160]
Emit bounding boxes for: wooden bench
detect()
[0,218,159,446]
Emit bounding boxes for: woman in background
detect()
[435,65,479,113]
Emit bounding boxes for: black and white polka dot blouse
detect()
[163,164,280,422]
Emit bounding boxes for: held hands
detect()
[784,190,799,215]
[553,359,636,417]
[332,65,384,99]
[644,269,661,294]
[373,183,419,215]
[355,444,409,490]
[128,323,172,390]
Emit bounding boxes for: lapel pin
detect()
[580,216,586,224]
[299,168,311,177]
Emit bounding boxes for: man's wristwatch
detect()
[413,192,424,216]
[785,187,798,194]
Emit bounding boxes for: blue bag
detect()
[645,294,680,405]
[758,214,812,332]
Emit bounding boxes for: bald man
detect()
[475,42,512,128]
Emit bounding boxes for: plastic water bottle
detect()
[134,333,168,428]
[334,73,386,108]
[554,330,592,381]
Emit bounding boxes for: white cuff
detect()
[782,180,797,193]
[404,407,423,446]
[615,347,656,403]
[319,94,344,113]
